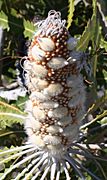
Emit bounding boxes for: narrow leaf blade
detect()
[67,0,75,29]
[76,14,96,51]
[0,11,9,29]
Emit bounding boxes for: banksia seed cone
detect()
[24,10,86,156]
[1,10,91,180]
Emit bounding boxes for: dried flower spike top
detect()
[35,10,66,36]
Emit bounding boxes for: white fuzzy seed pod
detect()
[48,107,68,118]
[32,106,46,121]
[28,135,45,147]
[37,37,55,51]
[30,78,48,90]
[43,83,63,97]
[57,115,73,126]
[46,125,63,134]
[67,37,77,50]
[43,135,62,145]
[47,57,68,70]
[31,45,46,61]
[30,91,50,102]
[39,101,59,109]
[25,116,41,136]
[31,62,48,78]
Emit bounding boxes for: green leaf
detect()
[94,110,107,121]
[76,14,96,51]
[0,112,25,129]
[0,101,25,129]
[92,20,101,79]
[0,129,24,137]
[87,94,107,115]
[67,0,75,29]
[0,0,3,9]
[97,1,107,34]
[92,0,97,15]
[0,10,35,38]
[92,20,101,49]
[99,117,107,125]
[100,38,107,51]
[0,11,9,29]
[76,0,97,51]
[0,145,21,167]
[81,110,107,129]
[23,19,36,38]
[0,101,25,114]
[0,145,17,154]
